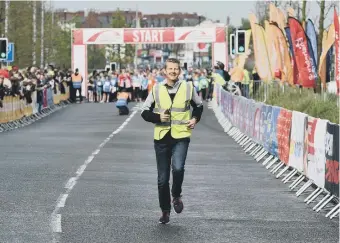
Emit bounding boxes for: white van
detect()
[105,62,118,72]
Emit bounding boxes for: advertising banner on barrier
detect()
[307,118,328,188]
[0,87,67,125]
[325,123,339,197]
[246,100,254,137]
[289,111,308,173]
[214,84,339,198]
[270,107,281,157]
[231,94,237,125]
[43,89,48,108]
[263,106,272,151]
[47,88,54,107]
[252,103,262,143]
[259,105,267,146]
[31,91,38,115]
[226,91,233,122]
[277,109,292,165]
[221,88,227,117]
[216,84,221,106]
[239,97,246,133]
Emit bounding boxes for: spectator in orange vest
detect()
[71,68,83,103]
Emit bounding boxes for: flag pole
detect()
[134,5,139,69]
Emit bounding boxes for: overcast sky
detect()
[52,0,336,28]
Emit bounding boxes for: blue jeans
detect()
[154,138,190,212]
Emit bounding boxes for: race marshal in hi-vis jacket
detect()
[71,69,83,89]
[140,58,203,225]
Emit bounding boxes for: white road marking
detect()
[93,149,100,155]
[51,108,139,236]
[76,164,86,176]
[51,214,62,233]
[85,155,94,164]
[65,177,77,190]
[57,194,68,208]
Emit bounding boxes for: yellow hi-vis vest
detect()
[153,81,193,140]
[211,72,226,86]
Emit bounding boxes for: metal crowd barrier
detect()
[0,83,71,132]
[210,83,339,220]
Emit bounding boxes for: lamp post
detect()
[183,18,188,63]
[198,15,202,68]
[63,9,67,69]
[40,2,44,68]
[134,9,139,69]
[64,9,67,25]
[4,0,9,36]
[32,1,37,66]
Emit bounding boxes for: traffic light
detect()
[0,38,8,60]
[229,34,235,57]
[236,30,246,54]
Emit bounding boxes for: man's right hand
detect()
[160,112,170,122]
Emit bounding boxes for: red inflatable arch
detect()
[72,27,228,96]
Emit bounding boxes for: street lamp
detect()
[197,14,203,68]
[63,9,67,29]
[141,17,149,58]
[63,9,67,69]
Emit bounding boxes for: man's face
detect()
[165,62,180,82]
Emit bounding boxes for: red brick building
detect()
[55,9,205,28]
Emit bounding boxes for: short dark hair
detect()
[165,58,180,69]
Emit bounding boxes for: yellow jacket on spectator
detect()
[211,72,226,86]
[242,69,250,85]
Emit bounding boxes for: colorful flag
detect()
[305,19,318,67]
[249,14,272,82]
[271,24,292,84]
[285,27,299,85]
[319,24,335,88]
[288,17,317,88]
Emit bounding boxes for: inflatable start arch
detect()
[72,27,228,96]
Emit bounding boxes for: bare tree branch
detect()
[325,1,337,17]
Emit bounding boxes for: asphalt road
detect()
[0,102,338,243]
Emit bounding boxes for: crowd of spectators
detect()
[0,65,72,112]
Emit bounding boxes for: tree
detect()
[317,0,325,75]
[254,1,269,26]
[240,18,251,30]
[83,10,106,70]
[302,0,307,24]
[0,1,6,35]
[7,1,34,67]
[109,8,136,68]
[88,46,106,70]
[111,8,126,28]
[316,0,337,70]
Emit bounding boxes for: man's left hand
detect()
[187,118,197,129]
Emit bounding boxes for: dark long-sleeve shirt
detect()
[141,80,203,144]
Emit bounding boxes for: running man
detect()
[141,58,203,224]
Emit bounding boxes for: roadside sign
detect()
[6,43,14,63]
